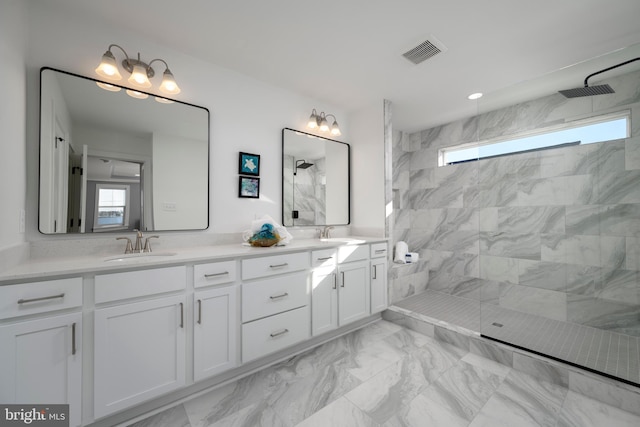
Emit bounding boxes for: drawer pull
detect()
[270,329,289,338]
[71,322,77,355]
[17,293,65,304]
[204,271,229,278]
[317,256,333,261]
[269,263,288,268]
[269,292,289,300]
[375,249,387,254]
[179,303,184,328]
[197,299,202,324]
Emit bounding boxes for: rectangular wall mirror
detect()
[39,68,210,234]
[282,128,350,226]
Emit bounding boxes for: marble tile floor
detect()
[125,320,640,427]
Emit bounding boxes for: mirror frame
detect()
[281,127,351,227]
[38,67,211,234]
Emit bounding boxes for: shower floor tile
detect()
[392,290,640,386]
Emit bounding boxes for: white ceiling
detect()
[41,0,640,132]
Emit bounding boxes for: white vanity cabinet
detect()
[311,245,371,336]
[240,253,311,362]
[0,278,83,427]
[193,261,239,382]
[370,242,388,314]
[93,267,187,419]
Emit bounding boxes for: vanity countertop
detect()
[0,237,387,284]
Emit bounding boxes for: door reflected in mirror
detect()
[39,68,209,234]
[282,128,350,227]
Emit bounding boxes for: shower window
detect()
[439,110,630,166]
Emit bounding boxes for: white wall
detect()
[23,2,348,242]
[348,101,386,236]
[0,0,28,251]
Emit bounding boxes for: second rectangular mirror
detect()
[282,128,350,227]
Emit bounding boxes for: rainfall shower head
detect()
[294,159,314,175]
[558,84,615,98]
[559,57,639,98]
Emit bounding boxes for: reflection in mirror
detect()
[39,68,209,234]
[282,128,349,227]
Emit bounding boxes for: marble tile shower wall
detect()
[283,155,326,225]
[391,69,640,338]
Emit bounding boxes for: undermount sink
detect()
[319,237,366,244]
[103,252,177,262]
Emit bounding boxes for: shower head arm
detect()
[583,57,640,87]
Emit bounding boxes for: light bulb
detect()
[155,96,174,104]
[330,121,341,136]
[95,51,122,80]
[96,82,121,92]
[128,63,152,88]
[126,89,149,99]
[159,69,181,95]
[319,117,329,132]
[307,113,318,129]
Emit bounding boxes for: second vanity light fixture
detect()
[307,109,341,136]
[95,44,181,97]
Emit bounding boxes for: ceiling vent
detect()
[402,35,447,65]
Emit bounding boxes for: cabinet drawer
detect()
[0,277,82,320]
[242,252,309,280]
[242,271,309,322]
[242,306,310,362]
[370,242,388,259]
[194,260,237,288]
[95,266,186,304]
[337,244,369,264]
[311,248,337,268]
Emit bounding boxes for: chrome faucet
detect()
[318,226,334,239]
[116,237,133,254]
[134,229,144,253]
[143,235,160,253]
[116,231,159,254]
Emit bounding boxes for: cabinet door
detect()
[94,295,186,418]
[0,312,82,427]
[338,260,370,325]
[371,259,388,314]
[311,266,338,336]
[194,286,238,382]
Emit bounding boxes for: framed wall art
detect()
[239,152,260,176]
[239,176,260,198]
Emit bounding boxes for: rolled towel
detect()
[394,241,408,264]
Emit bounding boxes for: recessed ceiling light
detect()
[467,92,483,100]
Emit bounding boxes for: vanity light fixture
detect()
[95,44,181,97]
[307,109,341,136]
